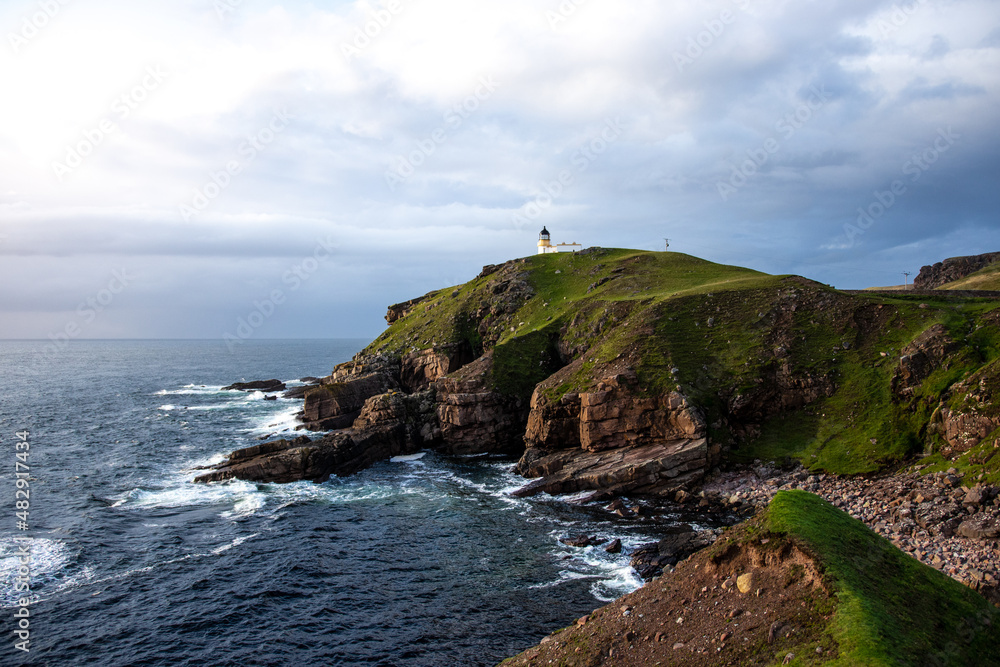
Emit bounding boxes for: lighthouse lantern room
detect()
[537,227,581,255]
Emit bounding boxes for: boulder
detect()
[628,525,716,579]
[560,535,598,548]
[957,513,1000,540]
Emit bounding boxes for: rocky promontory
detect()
[198,249,1000,504]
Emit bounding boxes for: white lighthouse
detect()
[537,227,580,255]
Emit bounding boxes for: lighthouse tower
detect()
[537,227,553,254]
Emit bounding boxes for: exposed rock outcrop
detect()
[580,386,704,452]
[195,390,437,484]
[516,365,712,497]
[281,379,321,399]
[433,352,528,455]
[513,438,708,499]
[300,356,400,431]
[892,324,961,396]
[915,252,1000,289]
[386,295,431,324]
[400,343,475,392]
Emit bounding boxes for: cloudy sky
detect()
[2,0,999,341]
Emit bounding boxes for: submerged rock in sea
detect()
[223,379,286,392]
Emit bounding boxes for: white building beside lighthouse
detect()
[537,227,581,255]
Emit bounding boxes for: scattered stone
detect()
[737,572,754,594]
[673,642,685,650]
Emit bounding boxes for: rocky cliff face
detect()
[915,252,1000,289]
[433,352,528,455]
[514,365,714,497]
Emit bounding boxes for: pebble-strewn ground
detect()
[702,465,1000,603]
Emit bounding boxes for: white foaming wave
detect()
[0,537,75,608]
[222,494,266,519]
[267,479,406,505]
[439,468,528,511]
[390,452,427,462]
[116,477,265,516]
[158,404,176,411]
[244,404,302,437]
[527,538,647,602]
[154,385,225,396]
[590,563,646,602]
[527,569,601,590]
[211,533,259,555]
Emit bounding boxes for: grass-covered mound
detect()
[365,248,1000,478]
[766,490,1000,666]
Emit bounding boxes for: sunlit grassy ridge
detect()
[940,261,1000,291]
[365,249,1000,476]
[765,491,1000,666]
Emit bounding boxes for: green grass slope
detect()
[765,491,1000,666]
[366,248,1000,477]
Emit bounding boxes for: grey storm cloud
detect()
[1,0,999,339]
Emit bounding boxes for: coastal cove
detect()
[0,339,724,666]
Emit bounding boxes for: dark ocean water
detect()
[0,339,682,666]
